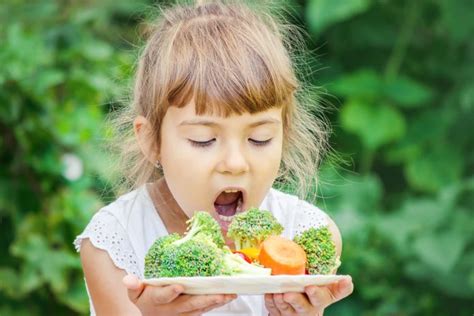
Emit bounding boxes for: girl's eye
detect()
[249,138,272,146]
[188,139,216,147]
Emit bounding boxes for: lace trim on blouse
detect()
[73,211,141,277]
[293,199,329,237]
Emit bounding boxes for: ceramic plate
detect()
[143,274,348,295]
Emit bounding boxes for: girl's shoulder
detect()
[261,188,330,239]
[73,185,163,277]
[76,185,156,237]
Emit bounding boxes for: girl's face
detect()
[159,101,283,232]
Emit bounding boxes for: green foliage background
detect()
[1,0,473,315]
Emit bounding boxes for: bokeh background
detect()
[1,0,473,315]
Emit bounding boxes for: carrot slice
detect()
[258,236,307,275]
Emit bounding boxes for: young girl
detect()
[74,1,353,315]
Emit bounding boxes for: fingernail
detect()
[339,276,352,286]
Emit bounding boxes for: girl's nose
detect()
[216,144,250,175]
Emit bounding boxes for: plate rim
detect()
[142,274,350,294]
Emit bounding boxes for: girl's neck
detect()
[147,178,189,235]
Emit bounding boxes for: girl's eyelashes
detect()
[249,138,273,146]
[188,139,216,147]
[188,138,273,148]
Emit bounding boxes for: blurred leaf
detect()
[330,69,382,100]
[11,234,81,294]
[384,75,434,107]
[413,229,467,273]
[0,267,20,298]
[318,166,383,211]
[377,197,449,252]
[437,0,474,43]
[81,39,113,61]
[29,69,65,96]
[306,0,371,35]
[42,251,81,294]
[428,249,474,298]
[404,147,464,192]
[385,108,452,164]
[340,99,406,150]
[318,168,382,238]
[18,263,42,295]
[1,23,51,80]
[57,277,90,313]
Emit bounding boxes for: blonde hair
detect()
[110,0,328,200]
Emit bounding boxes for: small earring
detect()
[154,160,161,169]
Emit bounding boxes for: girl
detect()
[74,1,354,315]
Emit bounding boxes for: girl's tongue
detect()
[214,191,241,216]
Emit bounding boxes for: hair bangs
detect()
[165,15,296,117]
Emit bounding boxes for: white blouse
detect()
[74,185,330,316]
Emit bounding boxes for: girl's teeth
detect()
[224,189,239,193]
[236,197,242,212]
[218,214,234,222]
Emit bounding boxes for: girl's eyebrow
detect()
[179,118,281,127]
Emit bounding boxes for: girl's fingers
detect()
[305,276,354,309]
[147,284,184,304]
[175,294,232,313]
[264,294,282,316]
[187,296,236,315]
[122,274,145,303]
[273,293,295,314]
[282,292,312,313]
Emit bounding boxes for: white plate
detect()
[143,275,348,295]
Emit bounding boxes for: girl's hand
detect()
[123,274,236,316]
[264,276,353,316]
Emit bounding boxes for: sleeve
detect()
[73,211,141,277]
[292,199,329,238]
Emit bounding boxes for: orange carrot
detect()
[258,236,307,275]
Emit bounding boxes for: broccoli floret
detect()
[144,233,181,278]
[220,247,271,276]
[158,235,224,277]
[145,212,226,278]
[227,207,283,250]
[293,226,341,275]
[177,211,225,248]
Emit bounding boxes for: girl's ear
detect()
[133,115,159,164]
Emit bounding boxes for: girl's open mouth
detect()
[214,189,244,229]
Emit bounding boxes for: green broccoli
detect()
[145,235,270,278]
[293,226,341,275]
[158,235,225,277]
[145,211,275,277]
[145,210,274,278]
[177,211,225,248]
[144,233,180,278]
[227,207,283,250]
